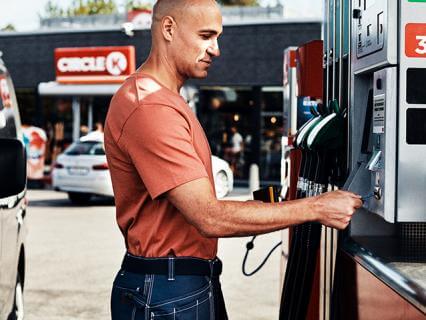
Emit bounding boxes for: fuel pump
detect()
[279,0,426,318]
[279,98,347,320]
[279,40,327,320]
[346,0,426,224]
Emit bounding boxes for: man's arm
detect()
[167,177,363,238]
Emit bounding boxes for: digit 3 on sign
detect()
[415,35,426,55]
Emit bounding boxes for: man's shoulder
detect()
[134,74,188,111]
[107,73,192,136]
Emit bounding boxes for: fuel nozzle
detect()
[373,185,382,200]
[362,187,382,202]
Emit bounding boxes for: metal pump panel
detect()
[347,0,426,223]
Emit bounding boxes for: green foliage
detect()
[44,0,65,18]
[217,0,259,5]
[42,0,118,18]
[1,24,16,31]
[126,0,153,11]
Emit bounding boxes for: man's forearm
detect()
[202,198,316,238]
[167,178,360,237]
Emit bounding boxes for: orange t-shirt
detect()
[104,73,217,259]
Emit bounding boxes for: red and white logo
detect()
[105,51,128,76]
[55,46,135,84]
[405,23,426,58]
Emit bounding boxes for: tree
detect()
[1,24,16,31]
[42,0,118,18]
[69,0,118,16]
[43,0,64,18]
[217,0,259,5]
[126,0,153,11]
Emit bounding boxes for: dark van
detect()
[0,52,27,320]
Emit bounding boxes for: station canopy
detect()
[38,81,120,96]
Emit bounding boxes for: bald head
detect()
[152,0,220,32]
[145,0,222,82]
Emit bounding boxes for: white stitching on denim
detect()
[149,284,211,309]
[131,306,137,320]
[145,306,149,319]
[196,299,199,320]
[148,275,154,304]
[143,275,149,296]
[145,274,154,320]
[151,295,211,317]
[209,286,215,320]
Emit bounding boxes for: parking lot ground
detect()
[25,188,281,320]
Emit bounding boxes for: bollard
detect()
[249,163,260,195]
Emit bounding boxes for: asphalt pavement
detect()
[24,189,282,320]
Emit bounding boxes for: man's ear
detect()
[162,16,175,41]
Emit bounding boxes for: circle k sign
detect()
[54,46,135,84]
[105,51,128,76]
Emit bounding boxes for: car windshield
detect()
[64,141,105,156]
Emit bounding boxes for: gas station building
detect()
[0,20,321,183]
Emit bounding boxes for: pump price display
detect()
[405,23,426,58]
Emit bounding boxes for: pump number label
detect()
[373,95,385,134]
[405,24,426,58]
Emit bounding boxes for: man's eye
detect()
[200,34,210,40]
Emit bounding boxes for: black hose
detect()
[242,236,282,277]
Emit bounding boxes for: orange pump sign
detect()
[405,23,426,58]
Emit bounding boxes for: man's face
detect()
[171,3,222,79]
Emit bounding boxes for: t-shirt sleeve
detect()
[120,105,209,199]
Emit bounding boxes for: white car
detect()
[211,155,234,198]
[52,139,233,204]
[0,54,27,320]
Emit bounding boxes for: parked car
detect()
[211,155,234,198]
[52,137,233,204]
[52,139,113,204]
[0,53,27,320]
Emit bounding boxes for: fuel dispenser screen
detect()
[406,68,426,104]
[406,109,426,145]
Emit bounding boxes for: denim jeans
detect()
[111,269,228,320]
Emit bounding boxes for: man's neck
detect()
[138,53,186,94]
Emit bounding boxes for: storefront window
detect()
[260,87,283,182]
[198,86,255,180]
[38,96,111,165]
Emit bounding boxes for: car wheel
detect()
[215,170,230,199]
[7,273,24,320]
[68,192,92,205]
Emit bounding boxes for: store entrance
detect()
[198,87,255,181]
[198,86,283,184]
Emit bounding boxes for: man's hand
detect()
[309,190,363,230]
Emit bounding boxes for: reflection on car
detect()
[52,135,233,204]
[0,53,27,320]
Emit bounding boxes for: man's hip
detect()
[111,253,228,320]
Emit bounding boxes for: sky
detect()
[0,0,322,31]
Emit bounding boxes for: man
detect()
[104,1,362,319]
[80,121,104,142]
[225,126,243,175]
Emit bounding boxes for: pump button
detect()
[376,78,383,90]
[353,9,362,20]
[374,186,382,200]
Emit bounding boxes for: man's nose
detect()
[207,40,220,57]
